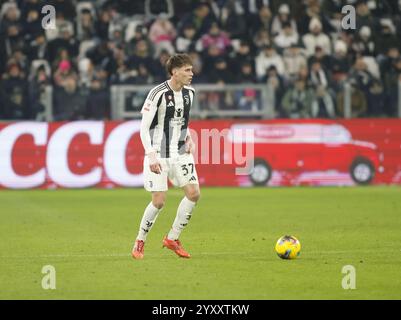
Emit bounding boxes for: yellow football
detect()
[275,235,301,259]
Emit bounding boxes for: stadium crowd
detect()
[0,0,401,120]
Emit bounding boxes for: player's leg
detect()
[136,191,166,241]
[132,157,169,259]
[167,183,200,241]
[163,153,200,258]
[133,192,167,260]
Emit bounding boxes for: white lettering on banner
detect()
[0,122,48,189]
[47,121,104,188]
[104,121,143,187]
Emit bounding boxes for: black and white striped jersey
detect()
[140,80,195,158]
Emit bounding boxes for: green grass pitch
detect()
[0,187,400,300]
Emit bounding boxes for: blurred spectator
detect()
[252,28,272,53]
[349,57,374,94]
[0,62,29,119]
[329,40,351,87]
[20,0,43,21]
[271,3,297,37]
[28,65,50,120]
[230,39,254,75]
[188,50,208,83]
[367,79,386,117]
[110,49,136,84]
[200,22,232,56]
[175,23,199,52]
[302,18,331,57]
[296,64,310,84]
[241,0,271,15]
[10,48,29,74]
[283,44,307,82]
[262,65,285,115]
[211,0,247,39]
[321,0,343,20]
[379,47,400,79]
[297,0,333,35]
[309,61,329,89]
[125,25,150,57]
[48,0,76,21]
[208,56,235,83]
[108,24,125,51]
[145,0,174,19]
[44,8,74,41]
[77,8,96,41]
[53,59,78,88]
[383,57,401,116]
[26,32,48,62]
[86,41,116,76]
[308,46,331,71]
[47,24,79,64]
[96,9,111,40]
[135,63,155,84]
[51,47,71,71]
[78,58,94,88]
[375,20,399,56]
[0,3,21,34]
[355,0,378,31]
[255,45,285,80]
[336,80,367,118]
[53,77,87,120]
[236,88,259,111]
[22,5,43,41]
[326,9,343,35]
[115,0,145,16]
[1,2,25,58]
[281,78,314,118]
[86,72,111,120]
[274,22,299,53]
[247,5,272,36]
[177,3,216,40]
[202,41,224,73]
[367,0,393,16]
[351,26,376,58]
[127,39,155,77]
[310,85,335,118]
[152,49,171,82]
[236,61,257,83]
[149,15,177,57]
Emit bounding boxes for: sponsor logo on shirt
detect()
[170,118,186,126]
[142,102,151,112]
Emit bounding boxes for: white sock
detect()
[136,202,162,241]
[167,197,196,240]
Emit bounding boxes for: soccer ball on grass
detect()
[275,235,301,259]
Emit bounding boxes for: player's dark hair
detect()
[166,53,193,76]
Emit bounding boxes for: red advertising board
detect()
[0,119,400,189]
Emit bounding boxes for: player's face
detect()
[173,64,193,86]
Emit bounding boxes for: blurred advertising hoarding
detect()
[0,119,400,189]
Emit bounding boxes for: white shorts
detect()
[143,153,199,192]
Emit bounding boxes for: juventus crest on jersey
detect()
[141,81,195,158]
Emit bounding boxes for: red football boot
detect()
[162,236,191,258]
[132,240,145,260]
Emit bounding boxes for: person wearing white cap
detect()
[271,3,298,36]
[334,40,347,55]
[352,26,376,57]
[302,17,331,57]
